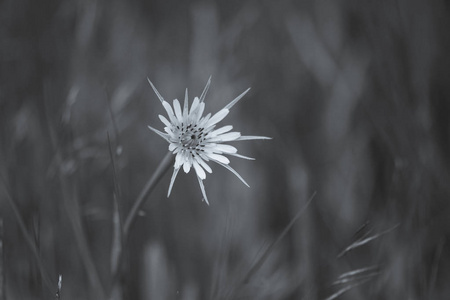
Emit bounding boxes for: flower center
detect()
[175,123,206,149]
[181,133,198,147]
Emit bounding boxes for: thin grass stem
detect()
[123,152,174,237]
[237,191,316,289]
[107,133,125,300]
[0,218,5,300]
[43,85,106,299]
[59,178,106,299]
[0,179,54,293]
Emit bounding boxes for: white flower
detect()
[147,77,270,204]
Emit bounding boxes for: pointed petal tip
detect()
[228,152,255,160]
[199,76,212,103]
[168,167,180,197]
[225,87,251,110]
[236,135,272,141]
[147,125,170,142]
[212,159,249,187]
[197,176,209,205]
[205,75,212,86]
[147,124,157,131]
[147,78,165,103]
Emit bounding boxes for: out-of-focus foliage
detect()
[1,0,450,299]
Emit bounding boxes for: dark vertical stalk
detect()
[123,152,173,237]
[0,219,5,300]
[1,182,54,292]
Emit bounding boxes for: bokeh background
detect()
[2,0,450,299]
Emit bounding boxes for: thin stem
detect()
[0,180,54,293]
[109,144,172,300]
[0,218,5,300]
[43,87,105,299]
[107,134,124,300]
[59,177,106,299]
[123,152,174,237]
[237,191,316,288]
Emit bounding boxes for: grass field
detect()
[1,0,450,299]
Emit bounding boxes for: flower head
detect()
[147,77,270,204]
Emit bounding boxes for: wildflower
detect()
[147,77,270,204]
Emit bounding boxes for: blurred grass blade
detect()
[333,265,380,285]
[107,133,124,299]
[325,278,371,300]
[338,224,399,257]
[44,91,106,299]
[239,191,316,285]
[428,238,445,298]
[59,169,106,299]
[0,218,4,300]
[336,265,379,280]
[209,208,235,299]
[104,89,122,156]
[110,193,123,276]
[0,179,54,293]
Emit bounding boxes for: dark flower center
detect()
[176,123,207,149]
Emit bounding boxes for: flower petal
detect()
[213,160,250,187]
[201,143,218,153]
[183,160,191,173]
[168,143,177,152]
[206,109,229,127]
[164,126,173,135]
[162,101,178,125]
[195,102,205,121]
[174,152,185,168]
[227,152,255,160]
[224,87,250,110]
[173,147,181,154]
[199,76,211,103]
[198,152,211,162]
[190,97,200,115]
[214,144,237,154]
[147,78,165,103]
[195,156,212,173]
[173,99,183,122]
[193,160,206,180]
[211,125,233,136]
[207,153,230,164]
[208,132,241,142]
[158,115,172,128]
[183,89,189,119]
[235,135,272,141]
[199,113,211,127]
[148,125,170,142]
[167,167,180,197]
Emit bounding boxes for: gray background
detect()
[1,0,450,299]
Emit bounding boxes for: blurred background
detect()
[1,0,450,299]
